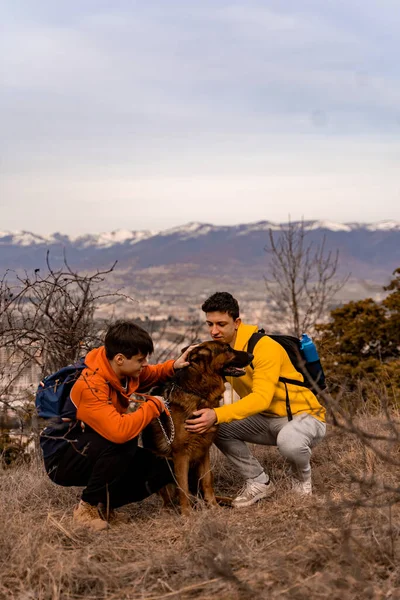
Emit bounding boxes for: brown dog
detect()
[142,341,252,513]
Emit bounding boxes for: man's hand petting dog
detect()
[185,408,217,434]
[173,345,198,370]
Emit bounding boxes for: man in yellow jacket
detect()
[185,292,326,508]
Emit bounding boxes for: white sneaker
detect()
[289,477,312,496]
[232,479,275,508]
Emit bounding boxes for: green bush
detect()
[317,268,400,410]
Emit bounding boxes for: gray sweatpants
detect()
[215,412,326,482]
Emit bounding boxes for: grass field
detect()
[1,414,399,600]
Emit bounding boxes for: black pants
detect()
[44,426,174,508]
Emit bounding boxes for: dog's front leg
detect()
[173,453,191,515]
[198,451,217,507]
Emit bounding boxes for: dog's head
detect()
[186,341,253,378]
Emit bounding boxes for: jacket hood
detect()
[84,347,131,396]
[234,323,259,351]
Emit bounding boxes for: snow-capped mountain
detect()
[0,220,399,283]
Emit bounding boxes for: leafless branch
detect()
[264,218,350,336]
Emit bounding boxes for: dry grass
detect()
[1,415,400,600]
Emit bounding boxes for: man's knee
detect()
[277,420,325,463]
[276,428,311,463]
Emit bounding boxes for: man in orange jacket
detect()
[42,320,191,531]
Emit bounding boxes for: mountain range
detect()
[1,220,399,285]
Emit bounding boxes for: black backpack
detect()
[247,330,326,421]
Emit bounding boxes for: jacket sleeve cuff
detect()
[214,406,229,424]
[165,359,176,376]
[146,396,163,414]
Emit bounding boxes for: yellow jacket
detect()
[214,323,326,424]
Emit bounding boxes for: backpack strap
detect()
[279,376,308,388]
[247,332,267,368]
[280,381,293,422]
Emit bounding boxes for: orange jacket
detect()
[70,347,175,444]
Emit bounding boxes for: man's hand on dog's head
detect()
[185,408,217,434]
[173,345,198,370]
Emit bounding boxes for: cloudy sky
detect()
[1,0,399,235]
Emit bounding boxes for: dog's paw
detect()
[215,495,233,507]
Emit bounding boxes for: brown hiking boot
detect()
[97,503,130,525]
[73,500,109,532]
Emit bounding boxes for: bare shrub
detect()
[264,219,349,336]
[0,254,134,462]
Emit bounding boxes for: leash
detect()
[130,391,175,445]
[155,382,200,447]
[156,397,175,445]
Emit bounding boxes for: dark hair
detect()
[201,292,240,320]
[104,320,154,360]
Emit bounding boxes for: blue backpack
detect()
[35,358,86,458]
[35,357,86,422]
